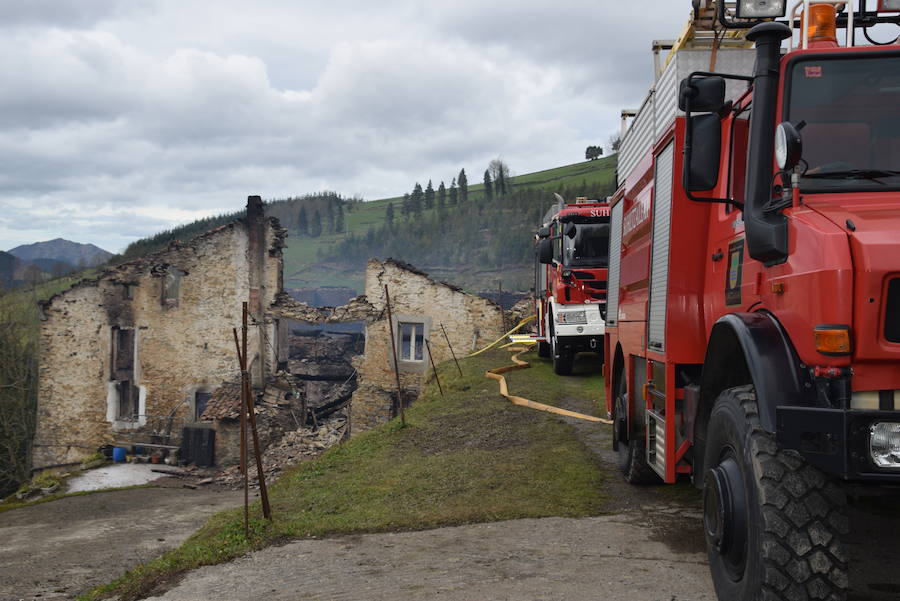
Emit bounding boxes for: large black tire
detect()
[612,368,659,484]
[537,340,551,358]
[703,385,848,601]
[549,319,573,375]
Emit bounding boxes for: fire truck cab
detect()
[604,2,900,600]
[534,197,610,374]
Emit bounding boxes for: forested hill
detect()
[121,156,617,293]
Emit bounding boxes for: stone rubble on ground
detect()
[209,413,347,489]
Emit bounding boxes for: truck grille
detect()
[886,278,900,343]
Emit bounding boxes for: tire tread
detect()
[731,385,848,601]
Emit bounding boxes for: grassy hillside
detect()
[113,156,617,294]
[282,157,617,292]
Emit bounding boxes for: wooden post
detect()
[383,285,405,426]
[439,323,463,376]
[424,338,443,396]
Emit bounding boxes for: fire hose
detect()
[485,346,612,424]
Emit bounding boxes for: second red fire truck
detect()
[533,196,610,374]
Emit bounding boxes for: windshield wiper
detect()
[803,169,900,183]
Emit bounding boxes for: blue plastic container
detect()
[112,447,127,463]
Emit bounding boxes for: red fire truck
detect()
[604,2,900,600]
[533,196,610,374]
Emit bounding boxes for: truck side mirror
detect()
[564,222,577,239]
[679,76,726,112]
[538,238,553,264]
[686,114,722,191]
[537,226,551,239]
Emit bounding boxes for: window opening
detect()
[399,322,425,362]
[195,391,212,421]
[162,268,184,306]
[111,327,139,422]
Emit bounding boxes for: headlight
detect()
[556,311,587,325]
[870,422,900,468]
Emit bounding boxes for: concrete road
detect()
[145,512,715,601]
[0,486,242,601]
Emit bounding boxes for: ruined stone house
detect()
[32,197,286,470]
[271,258,506,434]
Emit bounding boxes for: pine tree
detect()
[411,183,424,214]
[424,180,435,210]
[437,181,446,210]
[311,210,323,237]
[402,193,411,218]
[335,202,345,232]
[386,202,395,227]
[483,169,494,201]
[458,168,468,204]
[449,178,458,206]
[325,201,335,232]
[297,206,308,236]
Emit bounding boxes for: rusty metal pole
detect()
[424,338,443,397]
[239,303,272,522]
[439,323,463,376]
[383,285,405,427]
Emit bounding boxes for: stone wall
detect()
[349,259,505,433]
[32,198,285,469]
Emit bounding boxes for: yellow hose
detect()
[485,346,613,424]
[466,315,536,357]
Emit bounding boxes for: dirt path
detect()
[0,484,242,601]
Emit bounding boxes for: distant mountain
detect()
[8,238,112,268]
[0,250,18,289]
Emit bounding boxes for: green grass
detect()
[81,349,608,601]
[503,347,605,413]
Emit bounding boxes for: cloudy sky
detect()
[0,0,689,253]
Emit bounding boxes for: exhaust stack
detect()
[743,22,792,266]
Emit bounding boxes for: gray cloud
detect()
[0,1,696,252]
[0,0,135,29]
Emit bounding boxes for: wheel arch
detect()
[692,311,812,483]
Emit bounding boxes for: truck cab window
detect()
[787,55,900,192]
[563,223,610,268]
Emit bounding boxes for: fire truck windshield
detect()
[563,223,609,268]
[787,54,900,192]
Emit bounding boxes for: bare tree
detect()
[0,306,38,496]
[608,133,622,154]
[488,158,511,197]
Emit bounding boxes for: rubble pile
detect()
[214,413,347,488]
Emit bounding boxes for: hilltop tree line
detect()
[328,159,614,278]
